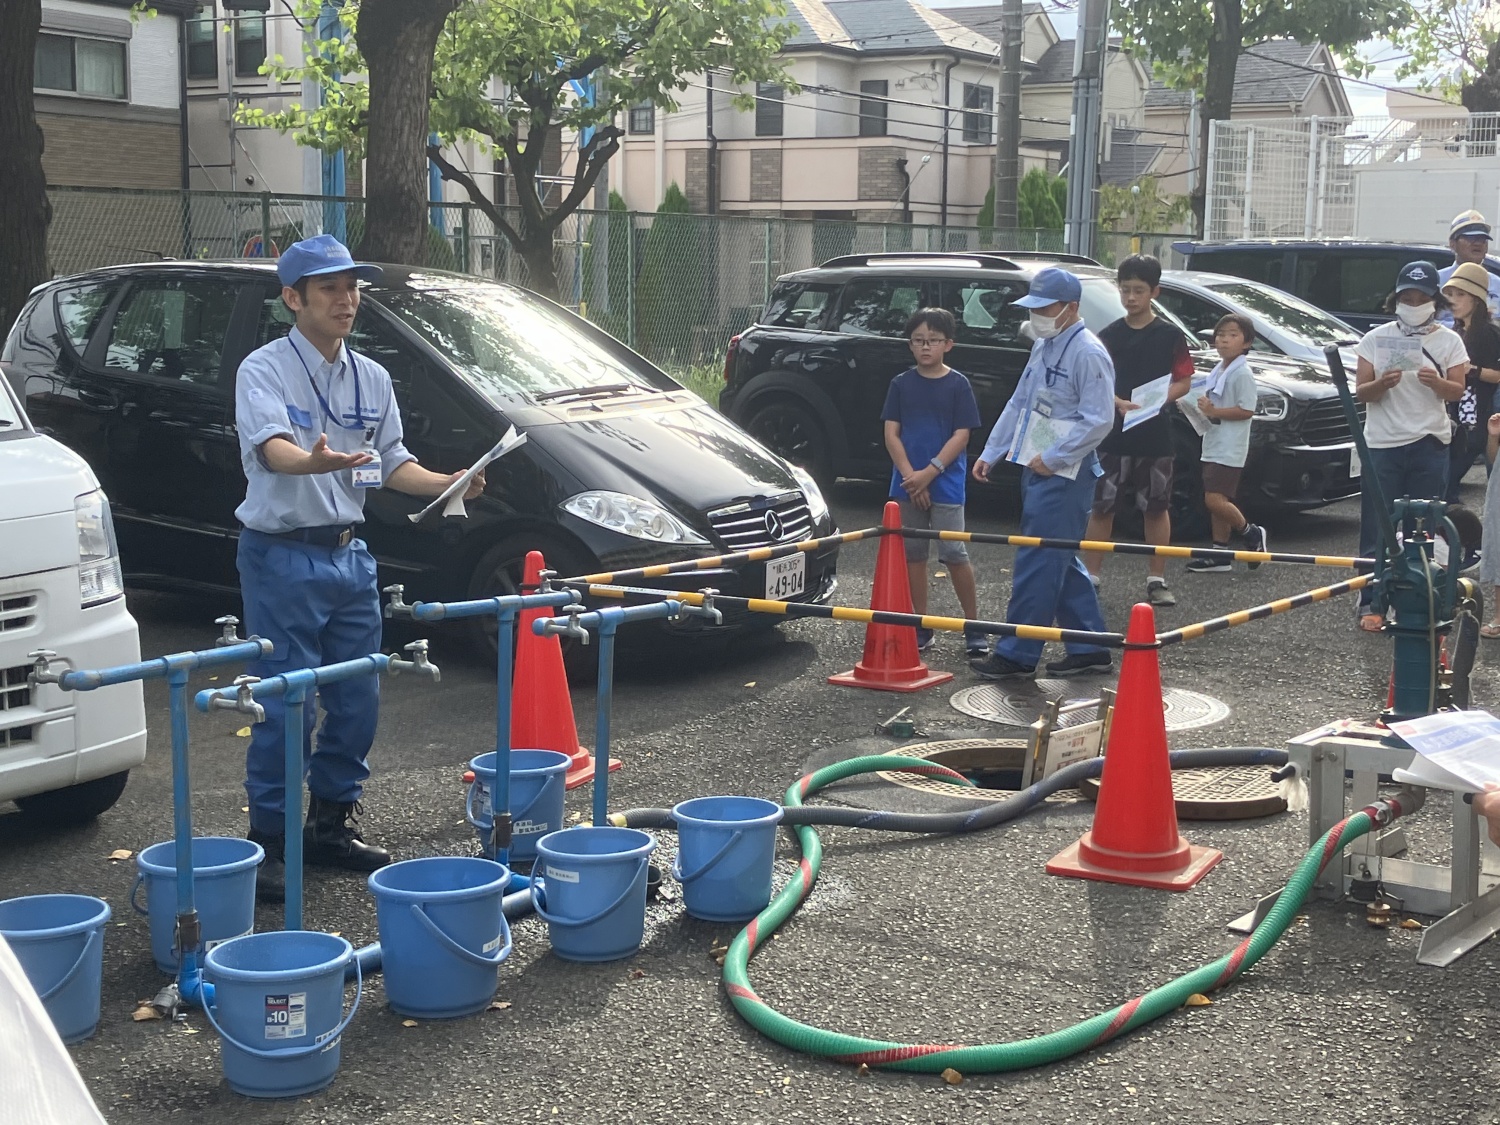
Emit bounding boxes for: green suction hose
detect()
[721,754,1418,1074]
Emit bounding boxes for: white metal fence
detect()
[1205,112,1500,243]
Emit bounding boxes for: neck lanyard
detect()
[290,335,368,436]
[1039,323,1084,387]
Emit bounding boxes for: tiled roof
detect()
[780,0,1005,59]
[930,4,1047,45]
[1145,40,1332,108]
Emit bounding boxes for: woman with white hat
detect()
[1441,261,1500,501]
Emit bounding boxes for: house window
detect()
[859,80,887,138]
[35,33,126,100]
[234,16,267,78]
[629,102,655,135]
[186,18,217,81]
[756,82,784,137]
[962,82,993,144]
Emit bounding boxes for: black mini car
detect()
[0,262,838,656]
[719,252,1364,519]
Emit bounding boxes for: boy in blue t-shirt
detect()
[880,308,985,655]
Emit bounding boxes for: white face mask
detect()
[1396,301,1436,328]
[1030,312,1062,339]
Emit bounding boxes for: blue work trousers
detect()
[1357,436,1449,609]
[237,531,382,834]
[996,467,1108,667]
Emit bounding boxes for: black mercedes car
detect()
[0,262,838,657]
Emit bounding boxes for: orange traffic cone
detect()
[828,501,954,693]
[513,550,619,790]
[1046,602,1222,890]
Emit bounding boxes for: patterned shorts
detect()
[1091,453,1175,515]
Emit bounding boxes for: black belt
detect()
[266,525,356,548]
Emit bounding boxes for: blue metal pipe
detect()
[60,638,270,692]
[408,590,576,623]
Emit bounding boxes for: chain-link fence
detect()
[1205,112,1500,243]
[46,185,1071,375]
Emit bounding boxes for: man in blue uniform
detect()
[235,235,484,901]
[970,268,1115,679]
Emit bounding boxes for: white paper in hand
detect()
[1121,373,1172,432]
[408,426,528,523]
[1388,710,1500,793]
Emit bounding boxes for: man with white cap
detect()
[1439,210,1500,319]
[970,267,1115,680]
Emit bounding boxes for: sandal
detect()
[1482,622,1500,639]
[1359,614,1386,633]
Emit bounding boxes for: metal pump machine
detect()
[1231,346,1498,967]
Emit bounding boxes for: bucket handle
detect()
[529,859,648,929]
[129,874,149,917]
[464,780,489,831]
[670,829,745,885]
[203,954,362,1061]
[35,924,102,1003]
[409,903,511,970]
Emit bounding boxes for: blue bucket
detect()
[132,837,263,973]
[671,796,784,922]
[367,856,512,1018]
[203,931,360,1099]
[0,894,111,1044]
[465,749,571,862]
[531,826,656,962]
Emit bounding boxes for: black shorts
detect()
[1092,453,1174,515]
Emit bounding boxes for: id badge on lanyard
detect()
[352,426,382,488]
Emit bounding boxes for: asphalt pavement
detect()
[5,479,1500,1125]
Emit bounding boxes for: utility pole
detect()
[992,0,1023,232]
[1064,0,1109,258]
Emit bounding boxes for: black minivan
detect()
[0,262,838,652]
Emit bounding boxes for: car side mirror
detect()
[1197,328,1216,343]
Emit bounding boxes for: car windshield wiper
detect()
[534,383,641,403]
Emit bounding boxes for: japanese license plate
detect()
[765,554,806,601]
[1349,445,1361,479]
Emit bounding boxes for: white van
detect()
[0,371,145,822]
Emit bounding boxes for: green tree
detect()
[634,184,708,363]
[581,190,631,339]
[1098,176,1193,233]
[1384,0,1496,98]
[1018,168,1065,230]
[245,0,792,298]
[1114,0,1408,228]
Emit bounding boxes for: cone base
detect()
[564,755,622,791]
[1045,836,1223,891]
[827,663,954,693]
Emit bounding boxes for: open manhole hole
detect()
[1078,766,1286,820]
[950,681,1230,732]
[874,738,1080,804]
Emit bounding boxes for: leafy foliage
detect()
[976,169,1067,232]
[635,184,711,363]
[1098,177,1192,233]
[1384,0,1500,97]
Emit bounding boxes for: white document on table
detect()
[1008,403,1079,480]
[1388,709,1500,794]
[408,425,527,523]
[1176,374,1212,437]
[1121,373,1172,432]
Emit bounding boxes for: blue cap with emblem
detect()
[276,233,384,287]
[1394,260,1441,297]
[1015,266,1083,308]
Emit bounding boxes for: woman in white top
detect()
[1353,260,1470,632]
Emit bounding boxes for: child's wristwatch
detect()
[929,457,946,473]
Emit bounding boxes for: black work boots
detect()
[249,797,391,905]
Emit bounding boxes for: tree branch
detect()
[542,126,622,231]
[426,143,522,249]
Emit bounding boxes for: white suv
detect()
[0,373,145,823]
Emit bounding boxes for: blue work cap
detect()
[1394,260,1441,297]
[276,234,384,287]
[1015,267,1083,308]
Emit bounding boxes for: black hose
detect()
[614,747,1289,834]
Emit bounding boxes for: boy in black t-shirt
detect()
[1082,255,1195,607]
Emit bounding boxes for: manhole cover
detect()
[873,738,1081,804]
[1078,765,1286,820]
[949,681,1230,732]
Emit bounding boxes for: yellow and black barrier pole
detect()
[1155,574,1374,647]
[901,527,1367,570]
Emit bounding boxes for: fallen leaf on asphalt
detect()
[782,1076,791,1086]
[487,1001,511,1011]
[108,849,133,861]
[629,968,645,979]
[941,1068,963,1085]
[1184,994,1212,1007]
[744,681,757,688]
[1400,918,1424,930]
[1126,1085,1137,1095]
[856,1064,871,1077]
[934,571,947,578]
[401,1019,419,1028]
[131,1004,163,1022]
[208,676,218,682]
[235,727,251,738]
[179,1027,199,1035]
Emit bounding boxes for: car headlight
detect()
[1253,385,1288,421]
[75,489,124,607]
[787,463,829,526]
[561,491,709,545]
